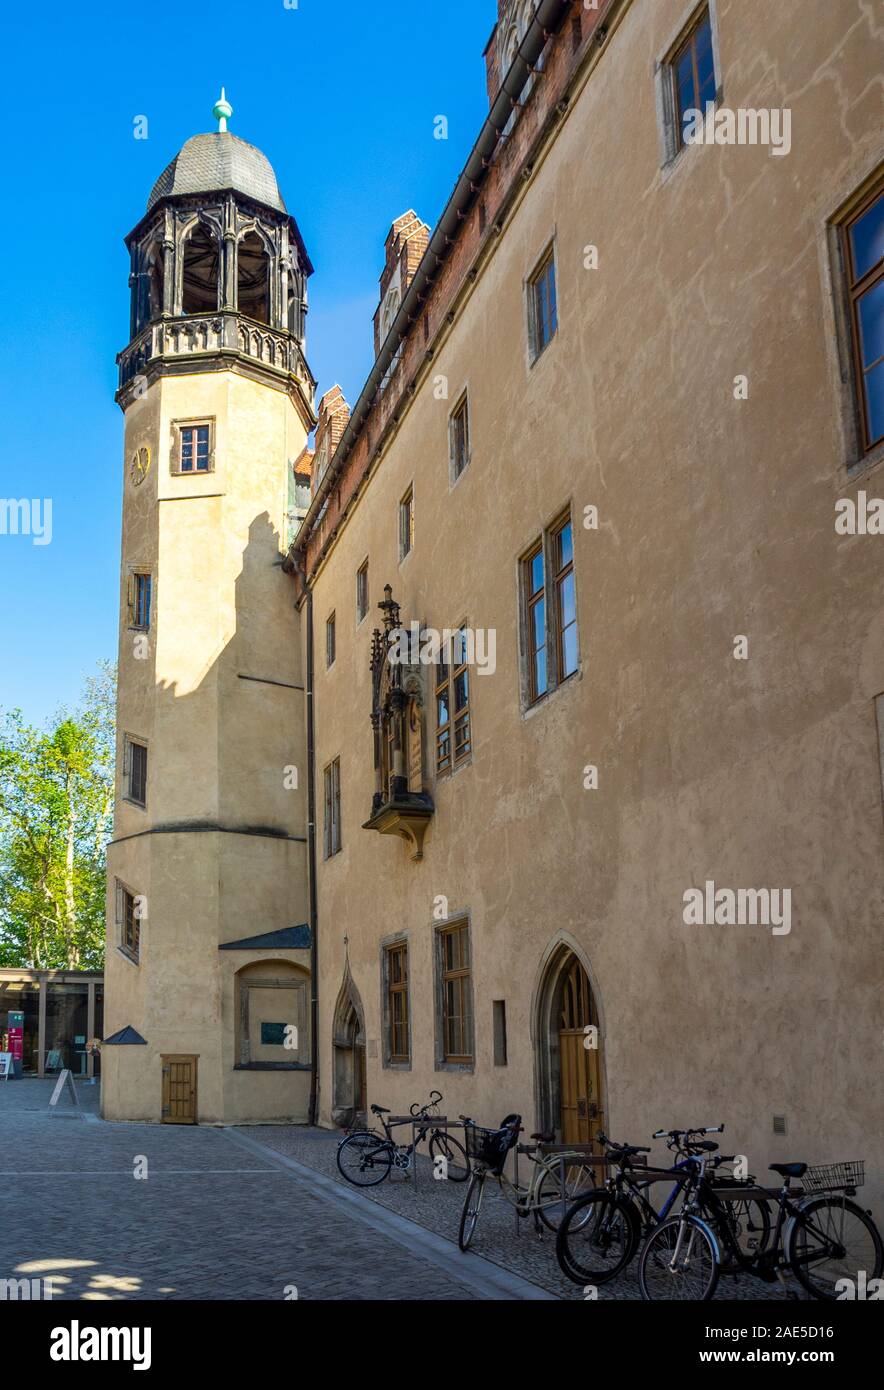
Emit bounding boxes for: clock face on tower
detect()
[130,445,151,487]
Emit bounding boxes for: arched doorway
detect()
[534,939,605,1149]
[331,970,366,1129]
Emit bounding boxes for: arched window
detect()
[379,286,401,388]
[140,242,164,330]
[238,230,271,324]
[181,223,220,315]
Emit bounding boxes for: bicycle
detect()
[555,1125,771,1285]
[336,1091,470,1187]
[457,1114,597,1251]
[638,1152,883,1301]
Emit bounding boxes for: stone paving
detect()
[0,1079,549,1301]
[243,1121,807,1302]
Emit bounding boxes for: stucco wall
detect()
[308,0,884,1215]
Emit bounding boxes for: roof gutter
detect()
[292,0,573,549]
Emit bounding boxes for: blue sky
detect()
[0,0,494,725]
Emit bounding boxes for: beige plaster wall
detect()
[310,0,884,1215]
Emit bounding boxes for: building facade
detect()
[105,0,883,1209]
[294,0,884,1208]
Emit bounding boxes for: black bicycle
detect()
[639,1154,883,1301]
[555,1127,771,1286]
[336,1092,470,1187]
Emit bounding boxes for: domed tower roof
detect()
[147,131,287,215]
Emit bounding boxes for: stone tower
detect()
[102,95,316,1124]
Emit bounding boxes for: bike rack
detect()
[387,1114,463,1188]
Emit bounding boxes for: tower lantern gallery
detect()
[102,97,316,1123]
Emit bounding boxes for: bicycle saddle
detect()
[371,1104,391,1115]
[770,1162,807,1178]
[530,1130,555,1143]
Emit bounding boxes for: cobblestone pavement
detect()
[243,1123,808,1302]
[0,1080,549,1301]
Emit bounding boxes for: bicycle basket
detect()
[464,1122,518,1175]
[803,1160,864,1192]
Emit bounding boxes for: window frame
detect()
[449,392,471,484]
[326,611,336,669]
[656,2,722,169]
[527,244,558,364]
[435,919,474,1069]
[670,5,716,153]
[399,485,414,562]
[170,417,215,475]
[323,756,341,859]
[434,625,472,776]
[115,880,141,964]
[356,559,369,626]
[842,182,884,458]
[122,734,148,809]
[520,508,579,710]
[128,570,152,632]
[383,939,411,1066]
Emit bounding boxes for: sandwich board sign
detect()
[48,1068,80,1112]
[0,1052,12,1080]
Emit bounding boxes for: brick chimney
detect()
[373,211,430,359]
[311,385,351,495]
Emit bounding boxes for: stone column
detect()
[37,974,47,1078]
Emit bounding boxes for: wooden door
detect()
[161,1055,197,1124]
[558,960,602,1146]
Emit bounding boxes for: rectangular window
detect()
[326,612,336,668]
[399,486,414,560]
[435,628,471,774]
[124,736,147,808]
[385,942,410,1063]
[843,184,884,454]
[323,757,341,858]
[450,394,470,481]
[116,882,140,962]
[529,249,558,361]
[493,1000,508,1066]
[179,424,211,473]
[521,510,579,706]
[439,922,473,1064]
[524,543,547,703]
[553,517,578,682]
[356,560,369,624]
[131,572,152,630]
[671,7,716,150]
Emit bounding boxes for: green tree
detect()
[0,662,115,969]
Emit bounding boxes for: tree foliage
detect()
[0,662,115,969]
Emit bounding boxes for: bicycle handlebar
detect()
[410,1091,445,1118]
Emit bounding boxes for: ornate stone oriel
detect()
[363,586,434,860]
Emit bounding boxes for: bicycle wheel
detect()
[458,1173,486,1251]
[787,1194,884,1300]
[555,1190,638,1285]
[336,1132,393,1187]
[429,1131,470,1183]
[715,1196,772,1271]
[638,1215,720,1301]
[536,1159,597,1232]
